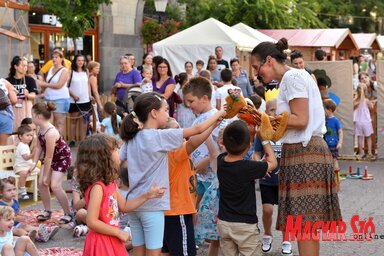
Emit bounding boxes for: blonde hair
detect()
[356,83,367,103]
[88,61,100,72]
[0,206,14,220]
[53,50,65,67]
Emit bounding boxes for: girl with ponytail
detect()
[101,102,121,139]
[119,92,226,255]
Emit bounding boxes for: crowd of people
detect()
[0,37,379,256]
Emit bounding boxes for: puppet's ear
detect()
[272,111,289,141]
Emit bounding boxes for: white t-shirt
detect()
[276,69,326,146]
[140,79,153,93]
[14,142,33,167]
[119,129,184,211]
[69,71,90,103]
[215,84,243,109]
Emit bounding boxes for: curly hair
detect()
[76,134,119,193]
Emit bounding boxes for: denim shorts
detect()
[0,112,14,134]
[128,211,164,250]
[45,98,70,113]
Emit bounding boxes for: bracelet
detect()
[262,140,270,146]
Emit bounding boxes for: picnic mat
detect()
[18,209,65,227]
[38,247,83,255]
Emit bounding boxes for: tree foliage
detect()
[178,0,325,29]
[29,0,111,39]
[317,0,384,33]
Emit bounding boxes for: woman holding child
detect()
[251,38,341,256]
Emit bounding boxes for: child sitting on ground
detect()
[0,177,58,242]
[0,206,39,256]
[13,125,36,200]
[217,120,277,256]
[70,166,88,237]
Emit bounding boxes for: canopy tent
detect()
[153,18,261,75]
[258,28,358,61]
[232,23,276,43]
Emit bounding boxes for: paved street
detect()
[29,160,384,255]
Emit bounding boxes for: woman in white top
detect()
[68,55,91,146]
[37,50,70,136]
[251,38,341,256]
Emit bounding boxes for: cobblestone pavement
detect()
[29,160,383,255]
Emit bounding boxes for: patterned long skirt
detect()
[276,136,342,231]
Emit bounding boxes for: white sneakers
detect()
[261,235,292,256]
[262,235,273,253]
[281,241,292,256]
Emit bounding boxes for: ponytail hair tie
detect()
[131,111,143,130]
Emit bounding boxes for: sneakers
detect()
[20,192,29,200]
[262,235,273,253]
[38,224,60,242]
[281,241,292,256]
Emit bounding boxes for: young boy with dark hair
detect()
[195,60,204,75]
[215,68,242,110]
[217,120,277,256]
[323,99,343,182]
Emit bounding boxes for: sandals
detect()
[37,210,52,221]
[59,212,74,225]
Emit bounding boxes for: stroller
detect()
[116,85,142,116]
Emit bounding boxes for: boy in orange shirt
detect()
[163,118,220,256]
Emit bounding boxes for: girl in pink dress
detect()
[353,83,374,159]
[76,134,166,256]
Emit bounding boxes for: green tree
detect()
[178,0,325,29]
[316,0,384,33]
[29,0,111,51]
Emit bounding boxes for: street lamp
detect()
[154,0,168,22]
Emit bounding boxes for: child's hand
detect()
[336,142,342,150]
[146,183,166,199]
[118,230,130,242]
[218,109,226,119]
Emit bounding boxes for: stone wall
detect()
[99,0,145,93]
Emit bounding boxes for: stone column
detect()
[99,0,145,93]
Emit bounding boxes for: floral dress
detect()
[38,127,71,173]
[83,181,127,256]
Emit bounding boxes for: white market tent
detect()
[153,18,262,75]
[232,23,276,43]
